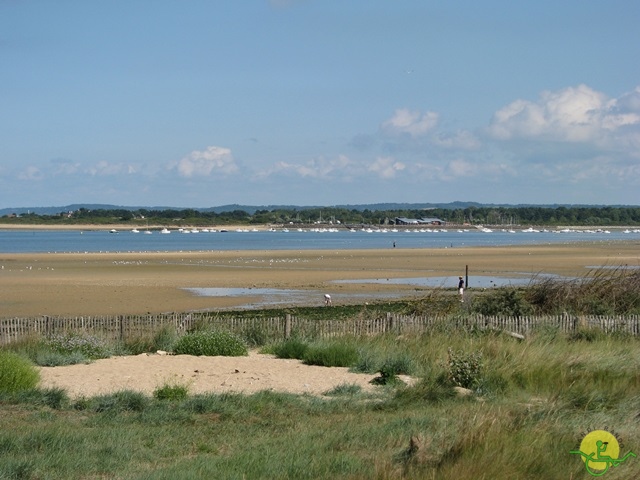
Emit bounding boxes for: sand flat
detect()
[1,242,638,316]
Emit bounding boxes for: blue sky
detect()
[1,0,639,208]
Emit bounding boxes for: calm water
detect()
[0,227,635,253]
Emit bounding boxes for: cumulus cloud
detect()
[259,155,354,180]
[488,84,640,143]
[444,158,477,178]
[432,130,481,150]
[175,146,238,178]
[50,158,81,176]
[17,166,43,181]
[368,157,405,179]
[381,108,439,137]
[87,161,137,176]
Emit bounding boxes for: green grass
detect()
[1,328,639,479]
[173,330,248,357]
[0,351,40,393]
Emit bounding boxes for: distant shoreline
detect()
[0,223,273,231]
[0,223,638,232]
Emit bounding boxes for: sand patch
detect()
[38,351,381,398]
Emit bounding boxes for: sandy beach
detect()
[1,241,638,317]
[2,238,635,398]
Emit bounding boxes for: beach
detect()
[1,241,638,317]
[4,239,635,398]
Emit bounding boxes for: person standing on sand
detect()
[458,276,465,302]
[324,294,332,306]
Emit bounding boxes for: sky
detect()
[1,0,639,209]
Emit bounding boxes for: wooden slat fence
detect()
[1,313,639,345]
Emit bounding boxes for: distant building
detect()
[420,217,445,225]
[395,217,446,226]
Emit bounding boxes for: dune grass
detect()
[1,325,638,479]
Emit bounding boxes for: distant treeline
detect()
[2,205,640,227]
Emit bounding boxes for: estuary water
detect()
[0,226,636,254]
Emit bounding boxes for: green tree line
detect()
[2,205,640,227]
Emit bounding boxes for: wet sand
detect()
[1,241,638,317]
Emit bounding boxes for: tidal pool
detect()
[183,273,558,309]
[331,275,549,288]
[183,287,405,309]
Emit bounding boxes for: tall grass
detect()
[524,265,640,315]
[0,351,40,393]
[1,327,638,479]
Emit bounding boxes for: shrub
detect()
[173,330,248,357]
[7,388,71,409]
[0,351,40,393]
[380,354,414,376]
[446,348,483,389]
[93,390,148,413]
[270,338,309,359]
[240,325,270,348]
[473,288,533,316]
[370,354,415,386]
[324,383,362,396]
[46,332,112,360]
[352,350,378,374]
[154,383,189,401]
[303,342,359,368]
[153,325,178,352]
[33,350,89,367]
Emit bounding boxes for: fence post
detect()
[386,312,393,333]
[119,315,125,343]
[285,314,291,339]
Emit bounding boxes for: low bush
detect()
[154,383,189,401]
[446,348,483,390]
[13,387,70,409]
[303,342,359,368]
[173,330,248,357]
[120,325,179,355]
[324,383,362,396]
[0,351,40,393]
[472,287,534,316]
[92,390,149,413]
[270,338,309,359]
[369,354,416,385]
[240,325,270,348]
[46,333,112,360]
[33,350,89,367]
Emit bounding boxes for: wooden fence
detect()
[1,313,639,345]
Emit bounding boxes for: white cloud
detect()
[88,161,136,176]
[444,158,477,178]
[368,157,405,179]
[381,108,439,137]
[17,166,43,181]
[50,158,81,176]
[175,146,238,178]
[432,130,481,150]
[257,155,355,180]
[488,84,640,143]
